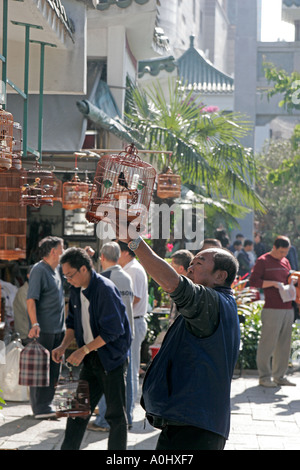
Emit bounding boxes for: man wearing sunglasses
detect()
[52,247,131,450]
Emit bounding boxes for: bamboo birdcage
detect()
[0,107,13,172]
[157,166,181,199]
[54,367,90,418]
[0,167,27,260]
[86,144,156,228]
[11,122,22,170]
[20,159,62,208]
[62,156,90,210]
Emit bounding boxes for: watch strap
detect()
[128,236,143,251]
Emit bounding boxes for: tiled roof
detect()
[46,0,74,39]
[138,56,176,78]
[95,0,150,10]
[283,0,300,6]
[177,36,234,94]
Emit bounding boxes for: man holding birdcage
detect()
[52,247,131,450]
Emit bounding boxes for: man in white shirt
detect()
[118,241,148,408]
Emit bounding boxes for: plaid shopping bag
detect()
[19,339,50,387]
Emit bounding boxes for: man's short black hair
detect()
[211,249,239,287]
[274,236,290,249]
[60,247,93,272]
[39,236,63,258]
[171,249,193,271]
[118,241,135,257]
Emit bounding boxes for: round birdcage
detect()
[54,367,90,418]
[86,144,156,228]
[20,160,62,208]
[0,107,13,172]
[157,167,181,199]
[63,156,91,210]
[0,167,27,261]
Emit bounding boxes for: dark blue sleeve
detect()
[94,283,127,344]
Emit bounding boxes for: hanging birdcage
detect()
[20,159,62,208]
[62,156,90,210]
[54,368,90,418]
[86,144,156,228]
[157,167,181,199]
[0,167,27,261]
[0,106,13,172]
[11,122,23,170]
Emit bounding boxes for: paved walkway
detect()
[1,371,300,450]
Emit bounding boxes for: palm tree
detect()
[125,78,263,212]
[123,78,264,261]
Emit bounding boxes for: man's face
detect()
[272,246,290,260]
[170,259,186,275]
[52,243,64,267]
[62,262,84,288]
[187,250,223,287]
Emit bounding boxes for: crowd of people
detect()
[0,228,299,451]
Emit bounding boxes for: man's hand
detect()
[28,325,40,339]
[52,345,66,364]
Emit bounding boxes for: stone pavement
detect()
[1,371,300,451]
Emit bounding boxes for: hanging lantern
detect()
[20,159,62,208]
[157,167,181,199]
[0,167,27,261]
[86,144,156,229]
[0,106,13,172]
[62,156,90,210]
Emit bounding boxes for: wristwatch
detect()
[128,236,143,251]
[83,345,90,355]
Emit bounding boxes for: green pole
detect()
[30,40,56,163]
[11,21,43,157]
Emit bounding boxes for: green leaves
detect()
[125,77,263,216]
[263,62,300,113]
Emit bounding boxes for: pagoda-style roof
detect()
[282,0,300,23]
[283,0,300,6]
[177,36,234,94]
[93,0,151,10]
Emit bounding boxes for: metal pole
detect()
[11,21,43,157]
[30,40,56,163]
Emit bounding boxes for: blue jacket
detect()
[66,270,131,372]
[141,287,240,439]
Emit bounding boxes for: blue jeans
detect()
[95,350,133,427]
[29,332,64,415]
[61,352,128,450]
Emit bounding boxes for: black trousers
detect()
[61,352,128,450]
[155,425,226,450]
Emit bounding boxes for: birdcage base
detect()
[56,409,90,419]
[21,196,54,207]
[0,249,26,261]
[157,188,181,199]
[86,206,146,233]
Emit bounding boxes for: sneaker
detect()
[87,422,109,432]
[274,378,296,386]
[259,379,278,388]
[35,412,57,420]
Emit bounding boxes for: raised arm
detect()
[127,238,180,293]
